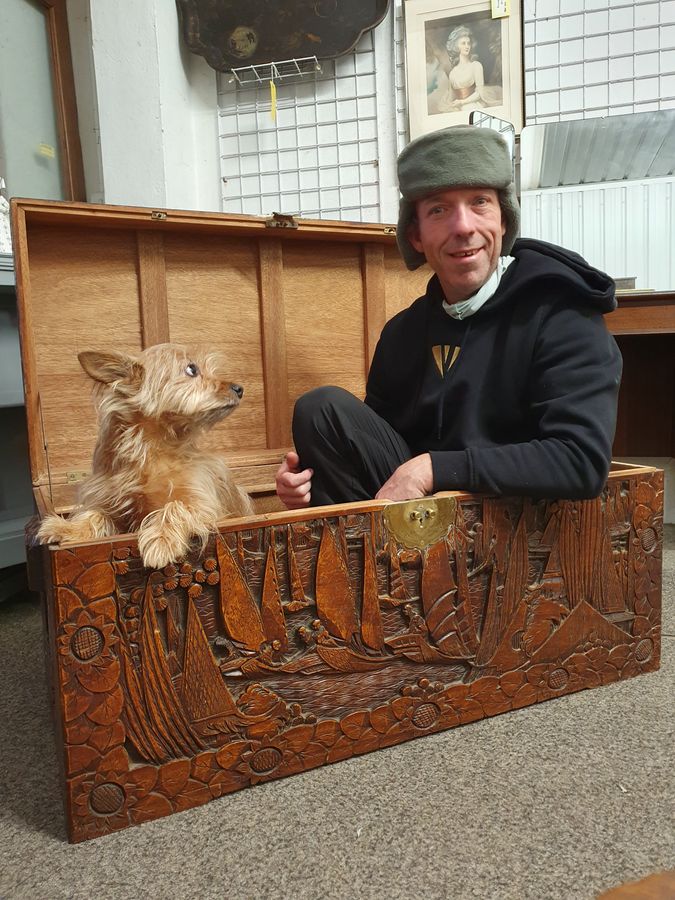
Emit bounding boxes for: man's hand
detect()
[375,454,433,501]
[275,451,313,509]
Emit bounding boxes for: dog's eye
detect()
[185,363,200,377]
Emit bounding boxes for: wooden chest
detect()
[12,199,663,842]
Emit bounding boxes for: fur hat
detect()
[396,125,520,270]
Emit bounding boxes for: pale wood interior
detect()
[16,201,665,502]
[15,202,430,492]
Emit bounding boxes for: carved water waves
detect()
[49,472,663,840]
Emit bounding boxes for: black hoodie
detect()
[365,238,622,499]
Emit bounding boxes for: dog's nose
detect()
[231,383,244,398]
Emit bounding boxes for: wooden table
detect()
[607,293,675,458]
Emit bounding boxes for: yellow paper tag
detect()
[270,80,277,122]
[491,0,509,17]
[38,143,56,158]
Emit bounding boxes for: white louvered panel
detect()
[521,177,675,290]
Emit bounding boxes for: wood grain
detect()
[258,239,290,447]
[136,232,170,347]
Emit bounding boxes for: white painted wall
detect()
[66,0,220,211]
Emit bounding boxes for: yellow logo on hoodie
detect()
[432,345,461,377]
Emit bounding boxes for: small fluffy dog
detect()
[38,344,253,569]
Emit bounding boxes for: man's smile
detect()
[449,247,482,259]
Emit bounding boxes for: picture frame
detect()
[403,0,524,140]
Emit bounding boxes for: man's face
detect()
[408,187,506,305]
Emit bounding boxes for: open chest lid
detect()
[10,199,430,501]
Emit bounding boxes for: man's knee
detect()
[293,385,358,434]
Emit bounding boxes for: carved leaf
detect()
[607,645,631,669]
[173,779,212,812]
[127,765,159,798]
[89,596,118,621]
[633,616,651,636]
[340,711,369,739]
[130,793,174,825]
[215,741,247,770]
[65,720,94,745]
[511,683,538,709]
[369,705,396,734]
[457,699,484,724]
[326,737,355,764]
[298,742,328,770]
[57,587,82,620]
[87,686,124,726]
[99,745,128,773]
[499,671,527,698]
[157,759,191,798]
[89,725,116,754]
[352,732,382,755]
[313,720,340,747]
[63,689,92,722]
[65,743,99,775]
[208,768,248,797]
[390,696,414,721]
[77,659,121,694]
[192,751,217,784]
[75,563,116,599]
[283,724,314,753]
[54,550,85,586]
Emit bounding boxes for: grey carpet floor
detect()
[1,528,673,900]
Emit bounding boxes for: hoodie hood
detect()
[474,237,617,316]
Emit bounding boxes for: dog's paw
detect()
[38,510,114,545]
[37,514,70,545]
[138,530,188,571]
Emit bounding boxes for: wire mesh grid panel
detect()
[217,31,382,221]
[523,0,675,124]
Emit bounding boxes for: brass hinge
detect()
[151,210,168,220]
[383,496,457,550]
[265,212,298,229]
[66,470,88,484]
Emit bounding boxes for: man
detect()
[276,125,622,509]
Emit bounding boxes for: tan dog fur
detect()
[37,344,253,569]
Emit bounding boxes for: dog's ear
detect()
[78,351,142,385]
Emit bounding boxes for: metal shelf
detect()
[229,56,321,86]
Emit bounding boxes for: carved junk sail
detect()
[361,530,384,651]
[260,540,288,652]
[421,538,473,659]
[182,597,239,723]
[217,535,266,651]
[315,522,359,642]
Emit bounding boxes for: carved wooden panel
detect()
[44,470,663,841]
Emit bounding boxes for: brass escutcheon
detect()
[383,496,456,550]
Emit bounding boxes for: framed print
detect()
[403,0,524,140]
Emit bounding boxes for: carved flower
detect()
[236,735,298,785]
[72,768,139,836]
[395,678,460,731]
[58,610,119,673]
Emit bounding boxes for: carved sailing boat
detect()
[260,536,288,652]
[217,535,266,652]
[285,524,310,612]
[120,580,204,763]
[386,540,409,603]
[313,522,390,672]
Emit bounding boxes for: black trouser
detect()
[292,386,412,505]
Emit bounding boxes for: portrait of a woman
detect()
[437,24,502,113]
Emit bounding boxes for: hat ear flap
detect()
[78,350,142,385]
[396,198,427,271]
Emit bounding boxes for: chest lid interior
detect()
[11,199,429,502]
